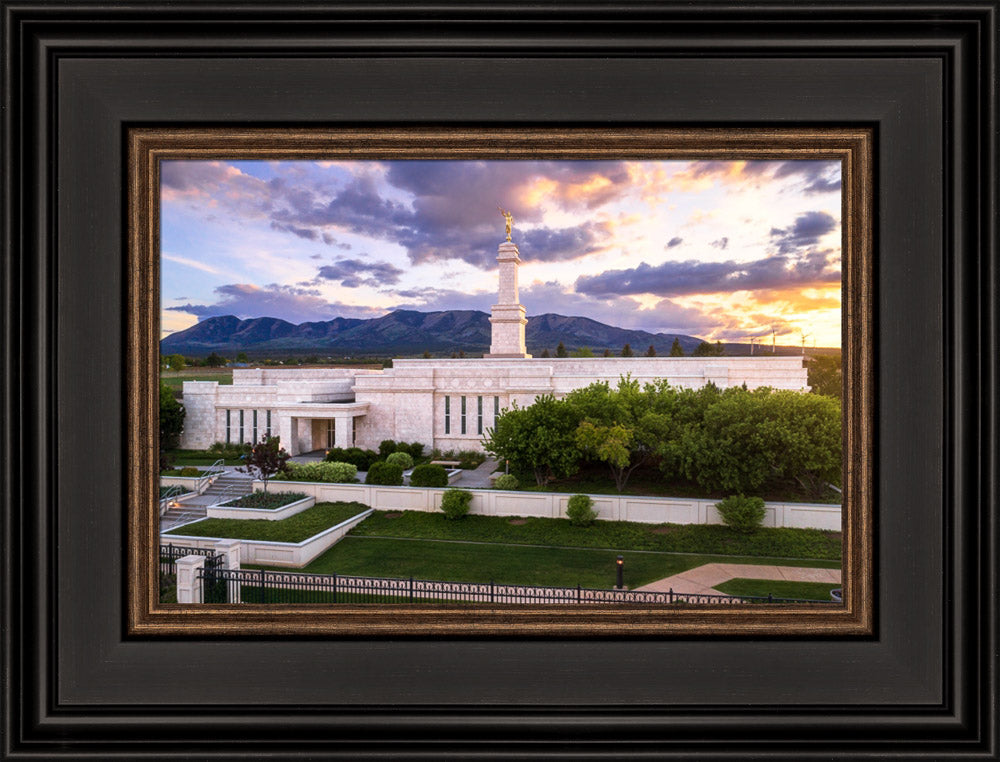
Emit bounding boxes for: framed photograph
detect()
[3,2,996,759]
[131,127,871,636]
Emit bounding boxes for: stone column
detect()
[278,414,296,455]
[175,555,206,604]
[487,240,531,358]
[214,539,241,604]
[334,416,354,448]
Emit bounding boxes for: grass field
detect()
[164,502,369,543]
[351,510,842,561]
[713,578,839,601]
[249,536,838,589]
[160,367,233,393]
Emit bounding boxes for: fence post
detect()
[669,588,674,605]
[409,576,414,603]
[175,555,206,604]
[333,573,338,604]
[259,568,266,604]
[576,584,581,604]
[491,580,495,604]
[768,592,773,604]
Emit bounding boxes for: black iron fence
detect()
[159,543,221,576]
[195,567,839,606]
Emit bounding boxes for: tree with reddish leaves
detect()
[238,435,290,493]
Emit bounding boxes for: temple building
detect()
[178,237,809,456]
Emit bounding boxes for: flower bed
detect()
[220,490,308,510]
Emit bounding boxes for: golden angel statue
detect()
[497,205,514,242]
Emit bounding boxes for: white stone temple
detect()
[179,237,810,455]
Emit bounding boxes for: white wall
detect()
[256,480,842,531]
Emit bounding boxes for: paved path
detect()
[635,562,841,597]
[451,458,500,488]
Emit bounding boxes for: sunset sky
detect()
[161,159,842,347]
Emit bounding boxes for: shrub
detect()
[566,494,597,527]
[386,451,414,470]
[440,489,473,520]
[493,473,519,490]
[179,467,201,477]
[365,461,404,486]
[283,461,357,483]
[325,447,379,471]
[208,441,251,459]
[409,463,448,487]
[405,441,425,459]
[716,494,767,533]
[378,439,398,458]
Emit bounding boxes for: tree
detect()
[566,377,666,492]
[645,345,657,357]
[159,380,185,453]
[540,348,551,358]
[161,353,186,371]
[692,340,724,357]
[621,343,634,357]
[238,435,290,493]
[572,346,595,357]
[602,348,613,357]
[205,351,227,367]
[669,338,684,356]
[806,354,843,399]
[483,395,582,486]
[422,350,432,359]
[556,341,568,358]
[236,351,249,363]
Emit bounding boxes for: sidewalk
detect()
[635,562,841,597]
[451,458,499,488]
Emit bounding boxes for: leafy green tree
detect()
[422,350,432,358]
[566,378,667,492]
[159,380,185,451]
[556,341,568,358]
[621,343,634,357]
[692,340,724,356]
[602,348,613,357]
[645,345,657,357]
[236,352,249,363]
[540,348,551,358]
[669,338,684,356]
[806,354,843,399]
[572,346,595,357]
[483,395,582,486]
[205,351,227,367]
[238,434,290,493]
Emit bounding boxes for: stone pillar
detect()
[214,539,241,604]
[296,418,312,453]
[278,414,295,454]
[487,240,531,358]
[175,555,206,604]
[334,416,354,448]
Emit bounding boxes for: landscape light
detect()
[616,555,624,590]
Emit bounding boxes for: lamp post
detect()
[615,555,624,590]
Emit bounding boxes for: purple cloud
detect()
[666,236,683,248]
[316,258,405,288]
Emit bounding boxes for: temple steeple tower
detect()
[486,235,531,358]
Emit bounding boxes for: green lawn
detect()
[164,502,369,543]
[250,536,837,589]
[350,510,842,561]
[714,578,840,601]
[163,448,246,466]
[160,370,233,392]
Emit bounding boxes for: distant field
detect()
[160,367,233,392]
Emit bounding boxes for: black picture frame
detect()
[2,2,996,759]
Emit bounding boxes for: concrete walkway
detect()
[451,458,500,488]
[635,562,841,597]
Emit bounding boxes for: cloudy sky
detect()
[161,158,842,347]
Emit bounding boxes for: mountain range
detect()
[159,309,720,358]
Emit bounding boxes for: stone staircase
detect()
[202,470,254,502]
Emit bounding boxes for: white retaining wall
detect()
[163,508,374,567]
[255,480,842,531]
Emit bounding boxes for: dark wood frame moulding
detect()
[3,1,997,760]
[127,127,874,637]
